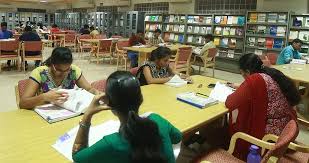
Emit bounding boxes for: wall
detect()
[257,0,308,14]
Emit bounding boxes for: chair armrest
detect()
[262,134,309,153]
[298,118,309,127]
[227,132,274,155]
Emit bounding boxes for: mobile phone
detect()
[208,83,216,88]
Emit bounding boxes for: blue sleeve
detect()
[294,51,302,59]
[283,48,293,63]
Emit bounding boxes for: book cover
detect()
[229,28,236,36]
[214,27,222,35]
[179,25,185,33]
[257,26,267,34]
[267,13,278,23]
[169,33,175,40]
[144,16,150,21]
[257,13,266,22]
[174,15,180,22]
[180,16,186,23]
[200,26,207,34]
[169,15,174,22]
[221,16,228,24]
[187,26,193,33]
[214,38,220,46]
[227,50,235,58]
[188,16,194,23]
[228,38,236,48]
[305,18,309,27]
[205,17,212,24]
[248,37,256,46]
[278,14,287,23]
[176,92,218,109]
[247,25,257,34]
[266,38,274,49]
[273,38,283,49]
[178,35,184,43]
[289,31,299,40]
[232,16,238,24]
[276,26,286,37]
[293,17,303,27]
[299,31,309,42]
[158,16,162,22]
[249,13,257,23]
[164,16,169,23]
[145,24,150,30]
[227,16,233,24]
[220,38,228,47]
[194,16,199,23]
[187,35,193,43]
[257,38,266,47]
[174,34,179,42]
[194,26,200,33]
[198,36,203,44]
[173,25,179,32]
[269,26,278,36]
[206,27,212,34]
[169,25,174,31]
[223,27,230,36]
[214,16,221,24]
[236,28,244,36]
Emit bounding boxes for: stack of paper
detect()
[209,82,234,102]
[177,92,218,109]
[165,75,187,87]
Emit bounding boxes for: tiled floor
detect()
[0,47,308,145]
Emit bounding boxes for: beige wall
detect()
[257,0,308,14]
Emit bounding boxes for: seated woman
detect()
[19,47,100,109]
[136,46,190,86]
[72,71,182,163]
[226,53,300,160]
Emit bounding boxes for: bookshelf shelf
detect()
[245,46,283,52]
[213,24,244,27]
[145,21,162,23]
[290,27,309,30]
[217,46,243,50]
[246,34,286,39]
[187,23,212,26]
[187,33,210,36]
[163,31,185,34]
[163,22,186,25]
[247,22,287,26]
[216,56,239,61]
[213,35,243,38]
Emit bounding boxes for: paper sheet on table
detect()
[209,82,234,102]
[165,75,187,88]
[290,59,307,65]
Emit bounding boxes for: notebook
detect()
[35,88,95,123]
[176,92,218,109]
[290,59,307,64]
[165,75,187,87]
[52,112,182,162]
[209,82,234,102]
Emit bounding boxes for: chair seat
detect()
[199,149,245,163]
[169,62,188,69]
[80,45,92,49]
[279,151,309,163]
[24,55,42,59]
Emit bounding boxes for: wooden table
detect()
[0,75,228,162]
[124,44,190,66]
[80,38,120,44]
[273,64,309,85]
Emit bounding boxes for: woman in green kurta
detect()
[72,71,182,163]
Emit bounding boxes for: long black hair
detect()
[149,46,172,62]
[43,47,73,66]
[239,53,301,106]
[105,71,167,163]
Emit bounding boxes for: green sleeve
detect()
[150,114,182,144]
[72,138,113,163]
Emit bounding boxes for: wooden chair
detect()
[170,47,193,75]
[93,34,107,39]
[77,34,92,55]
[91,79,107,92]
[267,53,278,65]
[15,79,29,109]
[62,34,76,51]
[196,120,299,163]
[91,39,113,64]
[111,35,123,39]
[0,40,20,72]
[49,32,63,47]
[21,41,43,72]
[192,48,217,77]
[115,40,130,70]
[259,55,272,67]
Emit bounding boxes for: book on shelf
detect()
[276,26,286,37]
[194,26,200,33]
[267,13,278,23]
[258,38,266,47]
[187,16,194,23]
[269,26,278,36]
[169,15,174,22]
[305,18,309,27]
[223,27,230,36]
[194,16,199,23]
[206,27,212,34]
[254,49,264,56]
[200,26,207,34]
[220,38,229,47]
[205,17,212,24]
[293,17,303,27]
[249,13,258,23]
[178,35,184,43]
[257,26,267,34]
[227,50,235,58]
[180,16,186,23]
[299,31,309,42]
[165,25,170,31]
[198,36,204,44]
[273,38,284,49]
[169,25,174,31]
[158,16,162,22]
[214,38,220,46]
[187,26,193,33]
[230,28,236,36]
[179,25,185,33]
[174,15,179,22]
[248,37,256,46]
[232,16,238,24]
[247,25,257,34]
[174,34,179,42]
[164,16,169,23]
[227,16,233,25]
[169,33,175,40]
[278,14,287,23]
[144,16,150,21]
[214,16,221,24]
[257,13,266,22]
[221,16,228,25]
[214,27,222,35]
[236,28,244,36]
[237,16,245,25]
[173,25,179,32]
[228,38,236,48]
[289,31,299,40]
[187,35,193,43]
[266,38,274,49]
[145,24,150,30]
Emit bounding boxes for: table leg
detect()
[138,52,149,67]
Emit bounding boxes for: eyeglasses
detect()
[52,65,71,73]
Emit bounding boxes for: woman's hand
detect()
[84,94,111,117]
[43,90,68,104]
[226,82,240,89]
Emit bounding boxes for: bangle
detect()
[79,119,91,129]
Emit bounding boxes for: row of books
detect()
[144,15,162,22]
[163,24,185,33]
[247,37,284,49]
[187,16,212,24]
[292,17,309,27]
[214,27,244,36]
[289,31,309,42]
[214,37,243,49]
[164,15,186,23]
[214,16,245,25]
[145,24,162,31]
[164,33,185,43]
[247,25,286,36]
[187,35,206,44]
[248,13,287,23]
[217,50,242,59]
[187,26,212,34]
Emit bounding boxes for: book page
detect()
[209,82,234,102]
[165,75,187,87]
[58,89,94,113]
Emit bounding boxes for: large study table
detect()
[124,44,190,66]
[273,64,309,85]
[0,75,228,163]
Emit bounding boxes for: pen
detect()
[196,92,209,97]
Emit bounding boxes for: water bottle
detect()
[247,145,262,163]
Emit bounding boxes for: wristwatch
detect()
[79,119,91,128]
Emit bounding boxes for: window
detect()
[134,2,169,14]
[195,0,257,14]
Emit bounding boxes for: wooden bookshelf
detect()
[162,14,187,44]
[288,14,309,56]
[245,11,290,57]
[144,13,163,40]
[213,14,246,73]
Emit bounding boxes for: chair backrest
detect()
[259,55,272,67]
[15,79,29,109]
[99,40,112,52]
[266,53,278,65]
[0,40,19,52]
[78,34,92,40]
[23,41,43,52]
[66,30,76,34]
[64,34,76,42]
[116,40,130,51]
[111,35,123,38]
[130,67,139,76]
[94,35,106,39]
[175,47,193,64]
[262,120,299,161]
[91,80,107,92]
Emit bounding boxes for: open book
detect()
[35,88,95,123]
[290,59,307,65]
[165,75,187,87]
[209,82,234,102]
[52,112,181,162]
[177,92,218,109]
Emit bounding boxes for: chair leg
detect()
[212,66,215,78]
[198,66,201,74]
[124,59,127,71]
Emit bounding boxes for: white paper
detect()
[290,59,307,65]
[165,75,187,88]
[209,82,234,102]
